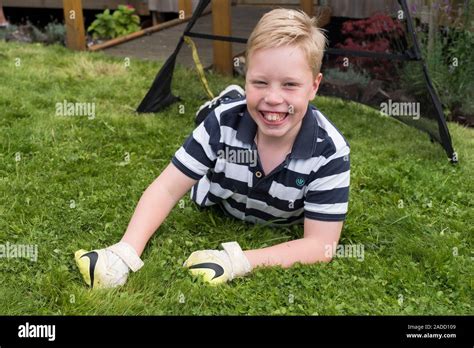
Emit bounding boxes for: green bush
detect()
[401,0,474,119]
[44,23,66,44]
[402,28,474,119]
[88,5,141,40]
[323,67,371,87]
[443,29,474,114]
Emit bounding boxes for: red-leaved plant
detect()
[336,13,406,81]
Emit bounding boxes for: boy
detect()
[75,9,350,288]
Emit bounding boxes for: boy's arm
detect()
[183,219,343,285]
[243,219,343,268]
[121,162,198,256]
[242,142,349,268]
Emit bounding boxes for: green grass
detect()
[0,41,472,315]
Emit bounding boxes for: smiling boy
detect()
[75,9,350,288]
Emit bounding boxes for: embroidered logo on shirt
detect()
[296,178,305,186]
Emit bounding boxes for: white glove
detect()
[183,241,252,285]
[75,241,143,289]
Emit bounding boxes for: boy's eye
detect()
[251,81,299,87]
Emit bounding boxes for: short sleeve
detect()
[171,111,221,180]
[304,145,350,221]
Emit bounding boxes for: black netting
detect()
[318,0,454,160]
[320,54,442,143]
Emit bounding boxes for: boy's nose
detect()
[264,89,284,105]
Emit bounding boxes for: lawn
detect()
[0,41,472,315]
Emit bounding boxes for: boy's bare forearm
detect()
[121,181,177,256]
[244,237,331,269]
[121,163,197,256]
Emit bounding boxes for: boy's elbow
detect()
[320,253,333,263]
[300,237,332,265]
[304,237,335,264]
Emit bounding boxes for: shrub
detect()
[44,23,66,45]
[401,8,474,119]
[88,5,141,40]
[336,13,406,81]
[323,67,371,87]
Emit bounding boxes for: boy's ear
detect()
[310,73,323,100]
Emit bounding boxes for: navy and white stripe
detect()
[172,97,350,225]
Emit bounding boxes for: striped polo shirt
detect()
[171,97,350,225]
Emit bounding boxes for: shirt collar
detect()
[236,104,318,160]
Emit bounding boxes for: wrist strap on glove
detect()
[106,241,144,272]
[220,241,252,279]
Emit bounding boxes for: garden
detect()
[0,1,472,316]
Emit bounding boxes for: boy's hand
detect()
[74,241,143,289]
[183,242,252,285]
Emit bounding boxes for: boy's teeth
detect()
[262,112,286,121]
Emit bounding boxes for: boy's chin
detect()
[257,120,292,134]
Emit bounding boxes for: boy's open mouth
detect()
[259,111,289,125]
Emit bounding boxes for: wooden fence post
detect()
[178,0,193,18]
[63,0,86,51]
[212,0,233,75]
[300,0,314,17]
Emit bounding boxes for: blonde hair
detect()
[245,9,327,76]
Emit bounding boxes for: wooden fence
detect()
[61,0,318,74]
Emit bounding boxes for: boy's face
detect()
[245,45,322,141]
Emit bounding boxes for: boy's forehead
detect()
[247,46,313,77]
[248,70,308,82]
[249,44,304,57]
